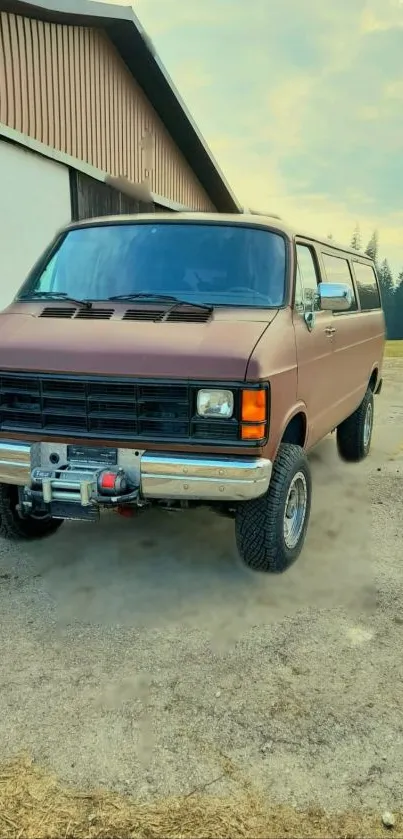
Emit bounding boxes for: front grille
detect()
[0,373,248,444]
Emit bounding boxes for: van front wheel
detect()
[336,388,374,463]
[235,444,312,573]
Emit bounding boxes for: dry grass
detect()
[385,340,403,358]
[0,755,401,839]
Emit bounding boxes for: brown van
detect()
[0,213,385,572]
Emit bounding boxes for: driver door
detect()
[293,241,337,448]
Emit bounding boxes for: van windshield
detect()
[20,222,286,308]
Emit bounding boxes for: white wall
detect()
[0,140,71,310]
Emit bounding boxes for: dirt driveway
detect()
[1,361,402,817]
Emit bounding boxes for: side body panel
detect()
[316,249,385,421]
[291,239,340,448]
[293,238,385,450]
[292,308,340,448]
[246,308,299,462]
[325,308,385,421]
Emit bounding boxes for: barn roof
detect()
[1,0,241,212]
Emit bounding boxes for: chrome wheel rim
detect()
[363,401,373,449]
[283,471,308,550]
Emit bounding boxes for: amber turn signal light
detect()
[241,389,267,422]
[241,423,266,440]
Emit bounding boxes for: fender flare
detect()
[272,402,308,459]
[368,363,380,390]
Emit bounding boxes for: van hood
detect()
[0,309,277,380]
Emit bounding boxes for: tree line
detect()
[328,226,403,339]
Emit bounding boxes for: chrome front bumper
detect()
[0,441,272,503]
[141,453,271,500]
[0,441,32,486]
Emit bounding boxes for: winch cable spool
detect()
[30,465,139,509]
[97,469,128,497]
[94,468,139,506]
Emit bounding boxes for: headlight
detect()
[197,389,234,419]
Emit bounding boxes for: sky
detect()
[94,0,403,276]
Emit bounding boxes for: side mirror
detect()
[318,282,353,312]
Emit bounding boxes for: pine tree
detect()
[378,259,394,293]
[378,259,395,338]
[393,271,403,339]
[365,230,379,264]
[351,224,361,251]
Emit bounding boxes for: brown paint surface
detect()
[0,213,385,460]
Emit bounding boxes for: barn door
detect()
[70,170,155,221]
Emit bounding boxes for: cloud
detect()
[165,60,213,92]
[385,80,403,99]
[360,4,403,33]
[93,0,403,272]
[112,0,248,35]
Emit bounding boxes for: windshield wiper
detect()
[19,292,92,309]
[109,293,179,303]
[108,293,213,313]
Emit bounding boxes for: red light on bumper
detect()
[97,470,128,496]
[99,471,117,490]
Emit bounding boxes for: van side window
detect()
[294,265,305,312]
[352,262,381,311]
[296,245,320,311]
[321,253,358,311]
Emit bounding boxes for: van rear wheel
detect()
[0,484,63,541]
[336,388,374,463]
[235,444,312,573]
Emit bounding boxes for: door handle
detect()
[325,326,336,336]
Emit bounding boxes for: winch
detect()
[21,465,139,521]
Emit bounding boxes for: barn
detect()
[0,0,240,308]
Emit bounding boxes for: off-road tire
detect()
[336,388,374,463]
[0,483,63,541]
[235,443,312,573]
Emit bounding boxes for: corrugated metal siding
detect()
[70,169,156,221]
[0,12,215,211]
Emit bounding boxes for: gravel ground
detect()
[1,360,403,814]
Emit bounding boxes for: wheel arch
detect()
[273,405,308,458]
[368,366,379,392]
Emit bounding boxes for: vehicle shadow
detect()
[26,435,375,641]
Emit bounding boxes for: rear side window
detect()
[296,244,320,311]
[352,262,381,311]
[321,253,358,311]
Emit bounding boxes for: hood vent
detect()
[166,310,211,323]
[40,307,77,319]
[75,308,114,320]
[123,309,164,322]
[123,308,212,323]
[40,307,114,320]
[39,306,212,323]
